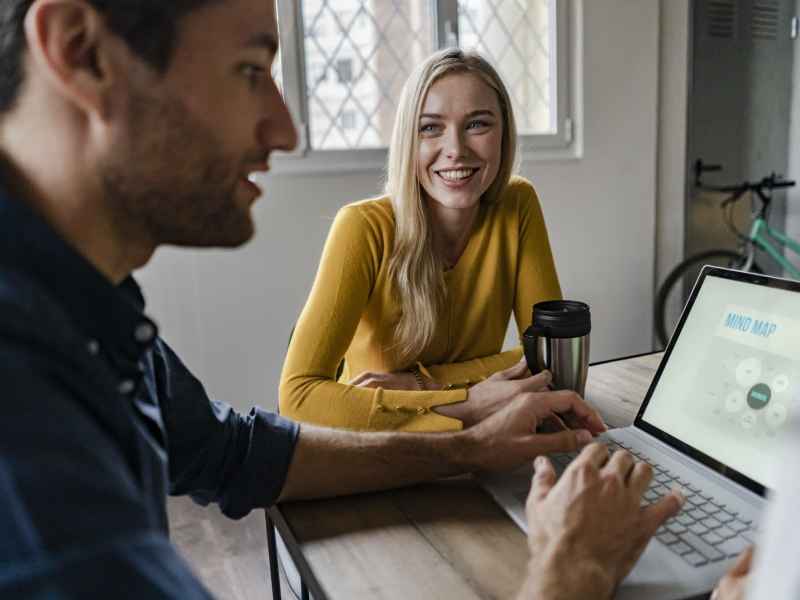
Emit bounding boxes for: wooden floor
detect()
[167,495,292,600]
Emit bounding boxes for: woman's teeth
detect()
[438,169,476,181]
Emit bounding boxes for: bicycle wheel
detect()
[654,250,761,347]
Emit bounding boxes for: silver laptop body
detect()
[481,266,800,599]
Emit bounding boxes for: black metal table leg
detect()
[266,507,328,600]
[266,512,281,600]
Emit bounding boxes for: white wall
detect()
[786,0,800,272]
[655,1,690,326]
[137,0,667,413]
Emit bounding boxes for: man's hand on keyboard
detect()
[465,390,607,473]
[515,443,685,600]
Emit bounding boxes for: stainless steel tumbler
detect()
[522,300,591,396]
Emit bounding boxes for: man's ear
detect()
[24,0,119,121]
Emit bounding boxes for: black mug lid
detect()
[528,300,591,338]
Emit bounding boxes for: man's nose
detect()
[259,86,299,153]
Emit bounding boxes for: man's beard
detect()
[100,88,258,249]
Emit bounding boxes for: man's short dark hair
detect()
[0,0,219,113]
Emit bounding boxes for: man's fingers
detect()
[533,390,606,434]
[604,449,636,481]
[530,456,556,501]
[640,491,684,538]
[627,461,654,496]
[570,441,611,470]
[527,429,594,456]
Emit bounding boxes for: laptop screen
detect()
[637,267,800,495]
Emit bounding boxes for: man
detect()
[0,0,721,598]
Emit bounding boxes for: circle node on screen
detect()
[746,383,771,410]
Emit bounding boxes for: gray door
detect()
[687,0,795,275]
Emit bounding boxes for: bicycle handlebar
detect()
[693,160,796,195]
[768,179,796,189]
[696,175,796,195]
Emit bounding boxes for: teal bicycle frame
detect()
[745,217,800,279]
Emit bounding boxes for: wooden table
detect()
[267,352,664,600]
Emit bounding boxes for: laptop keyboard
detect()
[541,440,758,568]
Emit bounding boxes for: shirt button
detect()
[87,340,100,356]
[118,379,136,395]
[134,322,156,344]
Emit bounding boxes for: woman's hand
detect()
[349,370,439,391]
[433,358,579,427]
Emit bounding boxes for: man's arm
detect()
[0,361,212,598]
[153,334,602,507]
[278,390,602,501]
[153,338,299,517]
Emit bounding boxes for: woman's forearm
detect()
[423,347,522,386]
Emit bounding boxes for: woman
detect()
[279,48,562,431]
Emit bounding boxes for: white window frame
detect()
[273,0,576,174]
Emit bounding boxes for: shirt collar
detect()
[0,180,158,364]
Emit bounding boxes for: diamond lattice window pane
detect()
[301,0,436,150]
[458,0,555,135]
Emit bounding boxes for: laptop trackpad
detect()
[617,538,719,600]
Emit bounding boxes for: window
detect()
[340,109,357,130]
[334,58,353,84]
[275,0,572,170]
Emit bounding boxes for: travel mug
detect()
[522,300,591,396]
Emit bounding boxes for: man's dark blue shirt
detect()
[0,183,299,597]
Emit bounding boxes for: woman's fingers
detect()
[349,372,383,387]
[530,370,552,390]
[348,372,372,386]
[494,357,538,381]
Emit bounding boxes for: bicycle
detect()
[654,160,797,347]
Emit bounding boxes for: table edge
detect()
[589,349,661,367]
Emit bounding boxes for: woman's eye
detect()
[419,123,439,133]
[467,119,489,130]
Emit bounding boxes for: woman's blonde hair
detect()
[385,48,518,366]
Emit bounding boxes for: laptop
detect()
[481,266,800,600]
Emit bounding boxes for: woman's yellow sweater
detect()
[279,176,562,431]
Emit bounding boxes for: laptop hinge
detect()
[623,426,764,506]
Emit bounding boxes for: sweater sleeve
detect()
[423,348,522,387]
[279,205,465,432]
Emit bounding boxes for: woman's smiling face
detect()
[416,72,504,213]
